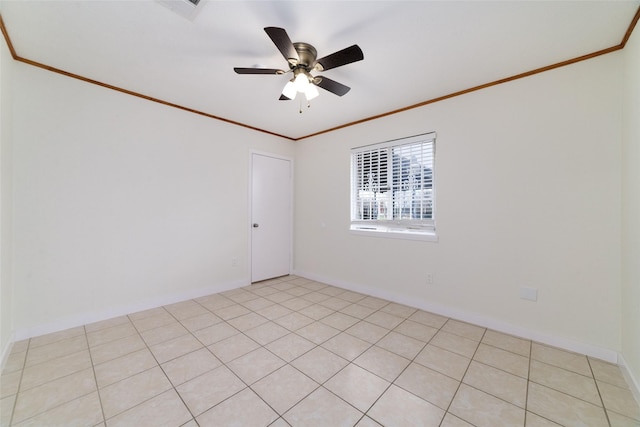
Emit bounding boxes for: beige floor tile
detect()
[527,382,609,427]
[265,333,316,362]
[482,330,531,357]
[286,286,313,297]
[346,321,389,344]
[128,307,167,321]
[130,311,176,332]
[531,343,592,377]
[225,290,259,303]
[525,412,563,426]
[273,311,314,331]
[99,366,172,419]
[1,394,16,426]
[106,389,192,427]
[368,384,445,427]
[380,302,417,318]
[376,331,425,359]
[88,333,147,366]
[1,370,21,398]
[284,387,363,427]
[252,364,319,414]
[317,285,345,296]
[463,361,528,408]
[395,362,459,409]
[139,322,188,346]
[12,368,97,424]
[227,347,285,384]
[25,335,88,367]
[340,303,377,319]
[3,348,27,373]
[336,290,367,303]
[430,331,479,358]
[161,347,221,386]
[319,297,352,311]
[295,321,340,345]
[20,349,92,391]
[364,311,404,329]
[393,319,438,343]
[94,348,157,388]
[355,415,383,427]
[415,344,471,381]
[265,292,296,304]
[191,322,239,346]
[302,291,332,303]
[195,294,235,311]
[440,413,475,427]
[197,388,278,427]
[87,323,138,348]
[442,319,486,341]
[164,299,209,320]
[608,410,640,427]
[589,358,629,388]
[353,345,410,382]
[256,304,294,321]
[176,365,245,416]
[319,312,360,331]
[473,343,529,378]
[358,296,389,310]
[325,364,389,412]
[597,381,640,420]
[179,312,221,332]
[227,312,269,331]
[450,383,525,427]
[29,326,85,349]
[529,360,600,406]
[14,391,103,427]
[291,346,348,384]
[245,321,290,345]
[149,333,203,364]
[213,303,252,320]
[85,316,130,334]
[281,297,314,311]
[300,304,335,320]
[208,333,260,363]
[322,332,371,361]
[408,310,448,329]
[241,296,276,311]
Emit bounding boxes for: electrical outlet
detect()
[426,274,434,285]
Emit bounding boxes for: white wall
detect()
[294,52,623,360]
[10,62,294,339]
[0,24,15,364]
[622,25,640,393]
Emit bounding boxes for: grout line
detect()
[85,325,107,426]
[587,357,613,427]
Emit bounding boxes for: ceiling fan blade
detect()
[279,94,292,101]
[315,77,351,96]
[234,67,285,75]
[264,27,299,64]
[315,44,364,71]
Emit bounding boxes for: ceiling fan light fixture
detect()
[282,80,297,100]
[304,83,319,101]
[294,72,310,92]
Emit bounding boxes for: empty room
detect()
[1,1,640,426]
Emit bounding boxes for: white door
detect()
[251,153,292,282]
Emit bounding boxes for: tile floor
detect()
[1,275,639,427]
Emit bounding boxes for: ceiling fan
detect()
[234,27,364,102]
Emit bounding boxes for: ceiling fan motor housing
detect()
[291,42,317,69]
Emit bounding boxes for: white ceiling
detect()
[1,0,638,140]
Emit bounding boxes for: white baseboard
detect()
[619,353,640,407]
[13,278,250,342]
[293,269,619,363]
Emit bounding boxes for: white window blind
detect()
[351,133,436,239]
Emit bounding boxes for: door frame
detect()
[248,150,294,283]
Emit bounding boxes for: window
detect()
[350,132,436,240]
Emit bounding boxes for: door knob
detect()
[253,223,259,228]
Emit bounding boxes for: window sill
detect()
[350,227,438,242]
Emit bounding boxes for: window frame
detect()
[350,132,437,241]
